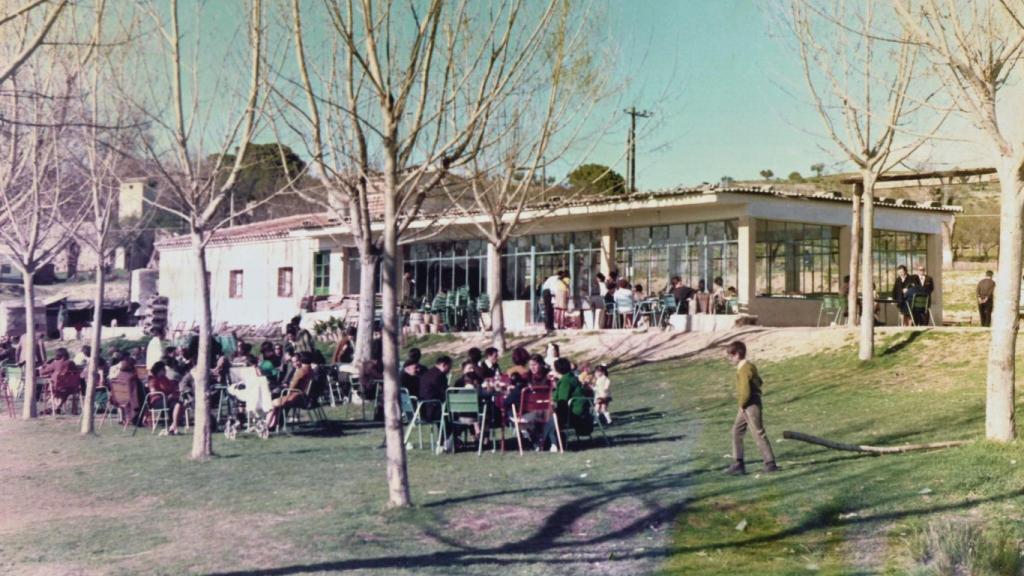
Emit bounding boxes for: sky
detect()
[185,0,1002,192]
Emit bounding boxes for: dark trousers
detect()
[542,289,554,331]
[979,300,993,327]
[731,404,776,464]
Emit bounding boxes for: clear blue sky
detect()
[190,1,871,190]
[593,0,830,189]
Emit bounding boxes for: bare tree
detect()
[894,0,1024,441]
[285,0,576,507]
[122,0,268,458]
[789,0,943,359]
[0,0,70,85]
[0,9,93,419]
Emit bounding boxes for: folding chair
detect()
[658,294,677,327]
[140,391,171,434]
[404,397,442,451]
[438,387,488,456]
[509,386,553,456]
[568,396,610,447]
[817,295,842,327]
[909,293,934,326]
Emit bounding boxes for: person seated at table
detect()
[108,357,143,425]
[257,340,280,386]
[466,347,483,368]
[73,345,91,370]
[505,346,530,381]
[542,358,589,451]
[480,347,500,379]
[633,283,646,302]
[453,360,480,389]
[417,355,452,422]
[40,348,82,414]
[527,354,551,387]
[712,276,727,313]
[406,347,426,376]
[891,265,919,326]
[266,352,315,429]
[400,359,420,395]
[670,276,695,314]
[147,361,182,434]
[332,327,356,365]
[613,279,635,328]
[236,342,258,366]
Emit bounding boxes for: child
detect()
[724,341,779,475]
[594,365,612,424]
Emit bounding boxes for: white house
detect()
[155,185,959,330]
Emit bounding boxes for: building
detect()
[154,185,959,330]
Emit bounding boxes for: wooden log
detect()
[782,430,972,454]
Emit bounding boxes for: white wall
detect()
[159,237,318,328]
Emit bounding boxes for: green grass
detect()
[3,329,1023,575]
[660,329,1024,575]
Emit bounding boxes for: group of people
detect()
[540,269,734,332]
[392,342,613,452]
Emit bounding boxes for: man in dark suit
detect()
[976,270,996,327]
[915,266,934,296]
[417,355,451,422]
[891,265,920,326]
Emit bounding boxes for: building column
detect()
[928,232,943,325]
[838,225,851,288]
[600,226,615,276]
[737,216,756,304]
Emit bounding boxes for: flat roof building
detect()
[155,184,959,331]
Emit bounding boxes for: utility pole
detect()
[624,106,652,193]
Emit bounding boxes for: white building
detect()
[155,185,958,330]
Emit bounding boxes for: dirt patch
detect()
[448,504,549,535]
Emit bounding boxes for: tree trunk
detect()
[353,249,377,376]
[984,162,1023,442]
[487,242,507,354]
[20,269,38,419]
[80,260,105,435]
[190,234,214,459]
[847,188,861,328]
[858,173,876,361]
[381,194,411,508]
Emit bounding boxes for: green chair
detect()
[909,293,934,326]
[658,294,678,327]
[817,295,844,327]
[438,387,488,456]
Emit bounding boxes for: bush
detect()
[909,519,1023,575]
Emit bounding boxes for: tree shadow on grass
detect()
[880,329,930,356]
[206,465,695,576]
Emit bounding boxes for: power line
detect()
[624,107,652,194]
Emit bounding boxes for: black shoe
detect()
[762,462,780,473]
[725,462,746,476]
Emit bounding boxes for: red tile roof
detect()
[155,213,335,249]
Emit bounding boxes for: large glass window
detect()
[616,221,738,294]
[403,239,487,300]
[346,250,382,295]
[501,231,601,302]
[873,230,928,294]
[313,250,330,296]
[755,221,839,296]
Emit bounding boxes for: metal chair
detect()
[817,295,844,327]
[909,293,934,326]
[658,294,678,327]
[141,391,170,434]
[438,387,488,456]
[403,397,442,451]
[509,385,553,456]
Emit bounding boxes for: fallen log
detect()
[782,430,972,454]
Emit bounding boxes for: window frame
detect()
[228,269,244,299]
[277,266,293,298]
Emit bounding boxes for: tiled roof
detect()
[154,213,335,249]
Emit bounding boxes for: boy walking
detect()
[724,341,779,475]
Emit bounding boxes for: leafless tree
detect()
[0,0,70,86]
[121,0,271,458]
[285,0,580,507]
[0,7,93,419]
[894,0,1024,441]
[442,23,616,353]
[788,0,944,359]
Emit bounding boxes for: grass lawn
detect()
[2,328,1023,575]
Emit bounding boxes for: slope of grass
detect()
[660,329,1024,575]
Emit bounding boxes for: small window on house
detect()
[313,251,331,296]
[277,267,293,298]
[229,270,244,299]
